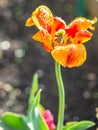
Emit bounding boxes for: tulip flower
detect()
[26,5,97,67]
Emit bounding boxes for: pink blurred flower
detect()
[43,109,55,130]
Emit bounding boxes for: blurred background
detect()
[0,0,98,129]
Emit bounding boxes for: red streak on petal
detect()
[66,23,78,38]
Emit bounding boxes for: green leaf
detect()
[0,122,12,130]
[27,89,49,130]
[62,122,77,130]
[62,120,95,130]
[28,73,38,111]
[1,112,30,130]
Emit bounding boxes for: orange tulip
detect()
[25,5,97,67]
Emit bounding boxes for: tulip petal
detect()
[75,30,92,44]
[51,45,68,67]
[33,30,53,52]
[53,17,66,31]
[66,17,97,39]
[25,17,34,27]
[67,17,97,30]
[66,44,86,68]
[32,5,53,31]
[32,30,44,42]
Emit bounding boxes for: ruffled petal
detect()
[66,17,97,39]
[77,17,97,30]
[67,17,97,30]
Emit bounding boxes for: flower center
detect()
[53,29,74,48]
[53,29,65,47]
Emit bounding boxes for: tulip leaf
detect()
[27,89,49,130]
[28,73,39,111]
[0,112,30,130]
[62,122,77,130]
[62,120,95,130]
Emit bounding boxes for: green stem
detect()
[55,62,65,130]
